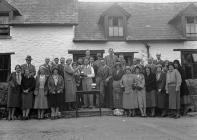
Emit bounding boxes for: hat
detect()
[39,65,46,70]
[97,53,101,57]
[25,55,32,60]
[156,53,161,56]
[134,65,142,72]
[156,64,163,68]
[52,66,59,73]
[115,61,121,66]
[125,66,131,71]
[145,64,152,68]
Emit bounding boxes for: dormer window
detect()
[108,16,123,37]
[186,16,197,37]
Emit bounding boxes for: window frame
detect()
[107,16,125,40]
[185,16,197,40]
[0,25,11,39]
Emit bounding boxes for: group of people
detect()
[6,48,188,120]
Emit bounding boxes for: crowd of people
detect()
[6,48,189,120]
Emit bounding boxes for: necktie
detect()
[17,74,20,85]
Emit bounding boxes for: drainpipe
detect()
[144,43,150,58]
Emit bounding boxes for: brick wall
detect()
[0,26,197,72]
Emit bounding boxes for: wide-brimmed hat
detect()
[125,66,131,71]
[25,55,32,60]
[115,61,121,66]
[134,65,142,72]
[51,66,59,73]
[156,64,163,69]
[145,64,152,68]
[97,53,102,57]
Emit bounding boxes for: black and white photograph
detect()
[0,0,197,139]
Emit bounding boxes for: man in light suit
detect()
[21,55,36,77]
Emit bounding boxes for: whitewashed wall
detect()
[0,26,197,72]
[0,26,74,71]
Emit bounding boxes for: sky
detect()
[79,0,197,3]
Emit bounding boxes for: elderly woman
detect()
[34,67,49,119]
[156,64,167,117]
[166,62,182,119]
[120,66,137,117]
[64,58,78,110]
[7,65,22,120]
[145,66,157,117]
[112,61,124,109]
[21,69,36,120]
[48,67,64,119]
[134,66,146,117]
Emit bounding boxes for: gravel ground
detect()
[0,116,196,140]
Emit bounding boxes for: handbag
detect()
[34,90,39,96]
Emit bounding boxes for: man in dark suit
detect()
[40,57,51,76]
[21,55,36,77]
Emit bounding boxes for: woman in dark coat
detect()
[21,69,36,120]
[7,65,22,120]
[173,60,189,115]
[156,64,167,116]
[144,66,157,117]
[48,67,64,119]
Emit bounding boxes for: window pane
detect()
[118,17,123,26]
[187,17,195,24]
[109,17,113,26]
[113,17,118,26]
[192,54,197,62]
[195,24,197,34]
[109,27,113,36]
[190,24,195,33]
[186,24,191,34]
[119,27,123,36]
[113,27,119,36]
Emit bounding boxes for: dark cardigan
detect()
[145,72,157,92]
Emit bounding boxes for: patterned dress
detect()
[120,74,138,109]
[112,69,124,109]
[34,75,48,109]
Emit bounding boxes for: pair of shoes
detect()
[174,114,181,119]
[51,116,55,120]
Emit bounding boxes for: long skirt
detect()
[48,93,62,108]
[136,89,146,108]
[123,91,138,109]
[34,88,48,109]
[65,79,76,103]
[113,80,122,109]
[146,90,156,108]
[21,92,33,109]
[104,78,113,108]
[7,86,21,108]
[157,91,168,109]
[168,85,180,110]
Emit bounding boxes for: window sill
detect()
[0,36,12,39]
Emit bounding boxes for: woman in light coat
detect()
[166,62,182,119]
[34,67,49,119]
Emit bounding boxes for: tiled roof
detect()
[74,2,195,41]
[6,0,78,25]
